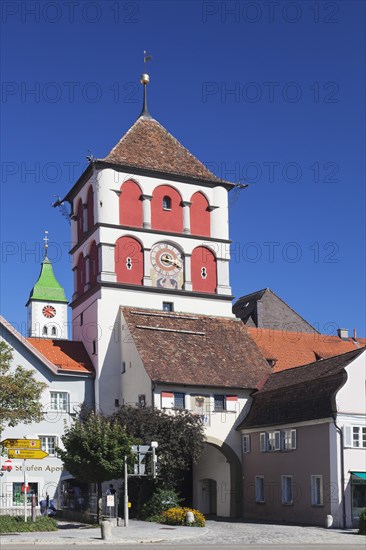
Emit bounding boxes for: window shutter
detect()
[291,429,297,449]
[226,395,238,412]
[343,425,352,447]
[161,392,174,409]
[260,432,267,452]
[242,435,251,453]
[274,431,281,450]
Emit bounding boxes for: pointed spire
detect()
[139,51,152,119]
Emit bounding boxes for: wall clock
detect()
[42,305,56,318]
[150,243,183,289]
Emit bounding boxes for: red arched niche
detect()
[191,246,217,293]
[190,192,210,237]
[76,198,83,242]
[119,180,142,227]
[87,186,94,231]
[115,236,143,285]
[89,241,99,287]
[151,185,183,233]
[76,253,86,296]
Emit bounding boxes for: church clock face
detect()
[150,243,183,289]
[42,305,56,318]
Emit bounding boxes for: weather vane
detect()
[143,51,152,72]
[43,230,49,257]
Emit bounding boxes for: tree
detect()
[114,406,205,492]
[58,410,135,523]
[0,340,47,434]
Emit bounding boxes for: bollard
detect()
[117,517,123,527]
[31,495,37,522]
[101,520,112,540]
[325,514,333,528]
[186,511,194,525]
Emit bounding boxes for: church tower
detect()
[62,72,235,410]
[26,232,68,339]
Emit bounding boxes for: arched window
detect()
[162,196,171,210]
[76,253,86,296]
[190,192,210,236]
[115,236,143,285]
[51,326,57,336]
[76,198,83,241]
[42,326,48,336]
[191,246,217,293]
[86,186,94,231]
[151,185,183,232]
[89,241,99,287]
[119,180,143,227]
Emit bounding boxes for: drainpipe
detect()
[332,414,346,530]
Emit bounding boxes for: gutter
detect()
[331,369,348,530]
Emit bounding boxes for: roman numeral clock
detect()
[150,243,184,290]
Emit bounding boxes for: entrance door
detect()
[202,478,217,515]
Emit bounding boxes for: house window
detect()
[163,302,174,312]
[138,394,146,408]
[214,395,225,412]
[242,434,251,454]
[40,436,57,457]
[50,392,68,412]
[162,196,171,210]
[260,429,296,452]
[268,431,281,451]
[282,429,297,450]
[353,427,366,448]
[311,475,323,506]
[255,476,265,503]
[174,392,185,410]
[12,482,38,505]
[281,476,293,504]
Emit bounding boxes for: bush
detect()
[0,515,58,533]
[358,508,366,535]
[142,487,183,520]
[161,507,205,527]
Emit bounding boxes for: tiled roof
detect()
[104,116,232,185]
[238,348,365,429]
[121,308,270,388]
[27,338,94,375]
[246,327,363,372]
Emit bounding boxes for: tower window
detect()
[162,196,171,210]
[92,340,96,355]
[201,267,207,279]
[51,326,57,336]
[126,257,133,270]
[42,326,48,336]
[163,302,174,312]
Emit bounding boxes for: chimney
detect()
[353,328,357,340]
[337,328,349,340]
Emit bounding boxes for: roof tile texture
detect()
[121,308,271,388]
[27,338,94,375]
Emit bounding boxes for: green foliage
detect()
[0,515,57,533]
[58,410,135,486]
[0,340,47,434]
[142,487,183,520]
[358,508,366,535]
[113,406,205,488]
[161,507,205,527]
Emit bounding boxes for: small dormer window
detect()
[162,196,171,210]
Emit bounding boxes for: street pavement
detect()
[0,519,365,546]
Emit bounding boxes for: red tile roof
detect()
[104,116,233,185]
[121,308,271,388]
[27,338,94,375]
[246,327,363,372]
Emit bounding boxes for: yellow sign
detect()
[1,439,41,449]
[128,502,132,508]
[8,449,49,460]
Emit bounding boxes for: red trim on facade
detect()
[115,236,143,285]
[76,253,86,296]
[89,241,99,287]
[226,395,238,401]
[151,185,183,233]
[86,186,94,231]
[190,192,210,237]
[76,199,83,242]
[162,392,174,397]
[191,246,217,293]
[119,180,142,227]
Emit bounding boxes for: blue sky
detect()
[1,0,365,336]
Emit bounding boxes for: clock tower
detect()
[26,233,68,339]
[62,73,235,409]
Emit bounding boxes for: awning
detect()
[351,471,366,481]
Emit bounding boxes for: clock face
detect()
[150,243,183,289]
[42,305,56,319]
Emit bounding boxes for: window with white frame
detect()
[214,395,225,412]
[282,428,297,450]
[242,434,251,454]
[311,475,323,506]
[255,476,265,503]
[39,436,57,456]
[260,429,296,452]
[50,391,68,412]
[281,475,293,504]
[344,425,366,448]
